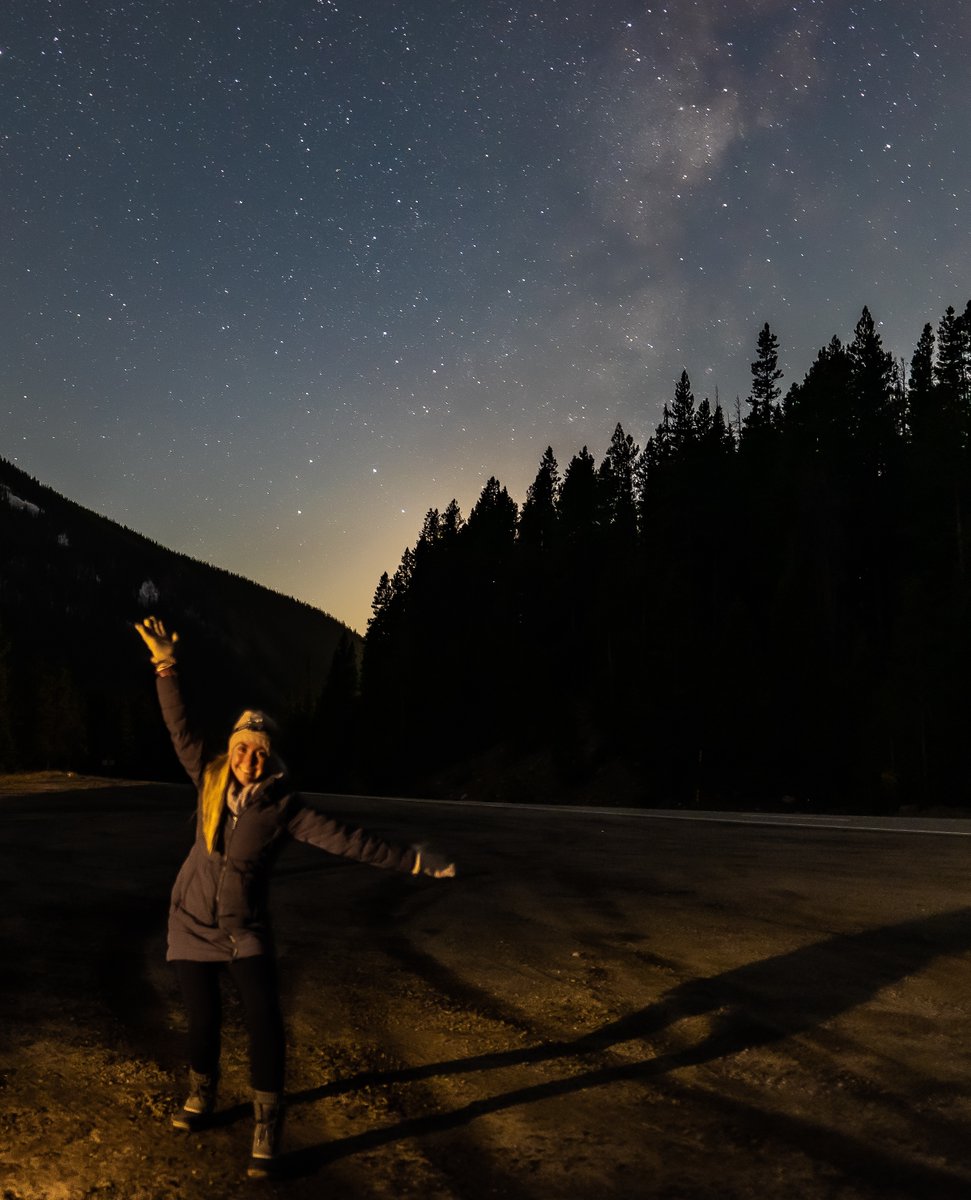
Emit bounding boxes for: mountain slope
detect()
[0,455,358,776]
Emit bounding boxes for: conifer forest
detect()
[363,302,971,811]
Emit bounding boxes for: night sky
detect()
[3,1,968,632]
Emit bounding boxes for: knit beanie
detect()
[228,710,275,756]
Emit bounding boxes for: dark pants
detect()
[174,956,285,1093]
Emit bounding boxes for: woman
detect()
[134,616,454,1177]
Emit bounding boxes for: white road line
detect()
[307,793,971,837]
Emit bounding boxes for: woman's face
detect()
[230,738,269,785]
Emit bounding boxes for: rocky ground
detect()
[2,775,971,1199]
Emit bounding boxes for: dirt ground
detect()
[2,775,971,1199]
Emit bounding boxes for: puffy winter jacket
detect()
[157,672,418,961]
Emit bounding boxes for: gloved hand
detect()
[412,845,456,879]
[134,615,179,672]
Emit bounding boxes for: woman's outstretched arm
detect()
[134,616,206,786]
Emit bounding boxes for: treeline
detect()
[362,302,971,811]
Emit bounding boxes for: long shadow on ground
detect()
[279,906,971,1195]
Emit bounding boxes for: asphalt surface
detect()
[3,785,971,1199]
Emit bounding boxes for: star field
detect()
[2,1,968,630]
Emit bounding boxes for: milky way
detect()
[2,1,968,630]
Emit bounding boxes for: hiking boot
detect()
[171,1069,218,1130]
[246,1090,283,1176]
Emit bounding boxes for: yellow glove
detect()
[411,846,457,879]
[134,615,179,672]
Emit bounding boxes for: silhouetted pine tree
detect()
[597,425,639,538]
[732,326,796,794]
[455,478,519,746]
[745,323,783,432]
[772,336,859,799]
[847,308,902,702]
[361,564,411,780]
[592,425,640,718]
[935,305,970,418]
[516,448,562,744]
[847,306,900,478]
[557,447,598,543]
[554,445,598,658]
[669,370,698,452]
[907,323,936,442]
[441,497,464,541]
[519,447,559,553]
[633,373,735,800]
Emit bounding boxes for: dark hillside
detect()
[0,456,357,779]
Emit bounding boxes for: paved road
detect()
[269,793,971,1198]
[332,792,971,835]
[4,785,971,1199]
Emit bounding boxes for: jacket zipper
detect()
[214,811,239,960]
